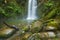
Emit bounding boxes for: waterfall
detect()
[27,0,37,20]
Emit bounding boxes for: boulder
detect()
[0,28,16,38]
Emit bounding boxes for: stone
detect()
[0,28,16,38]
[56,31,60,38]
[47,32,56,38]
[28,33,41,40]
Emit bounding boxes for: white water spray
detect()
[27,0,37,20]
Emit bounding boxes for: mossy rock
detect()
[28,33,41,40]
[47,20,59,27]
[30,27,41,33]
[39,32,56,38]
[28,32,56,40]
[0,27,16,39]
[21,26,30,32]
[42,19,60,30]
[30,21,43,33]
[20,32,32,40]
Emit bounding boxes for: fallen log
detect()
[3,21,19,31]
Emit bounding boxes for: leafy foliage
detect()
[38,0,60,20]
[0,0,26,18]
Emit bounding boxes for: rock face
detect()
[0,28,16,39]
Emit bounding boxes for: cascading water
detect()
[27,0,37,20]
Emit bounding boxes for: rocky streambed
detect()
[0,19,60,40]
